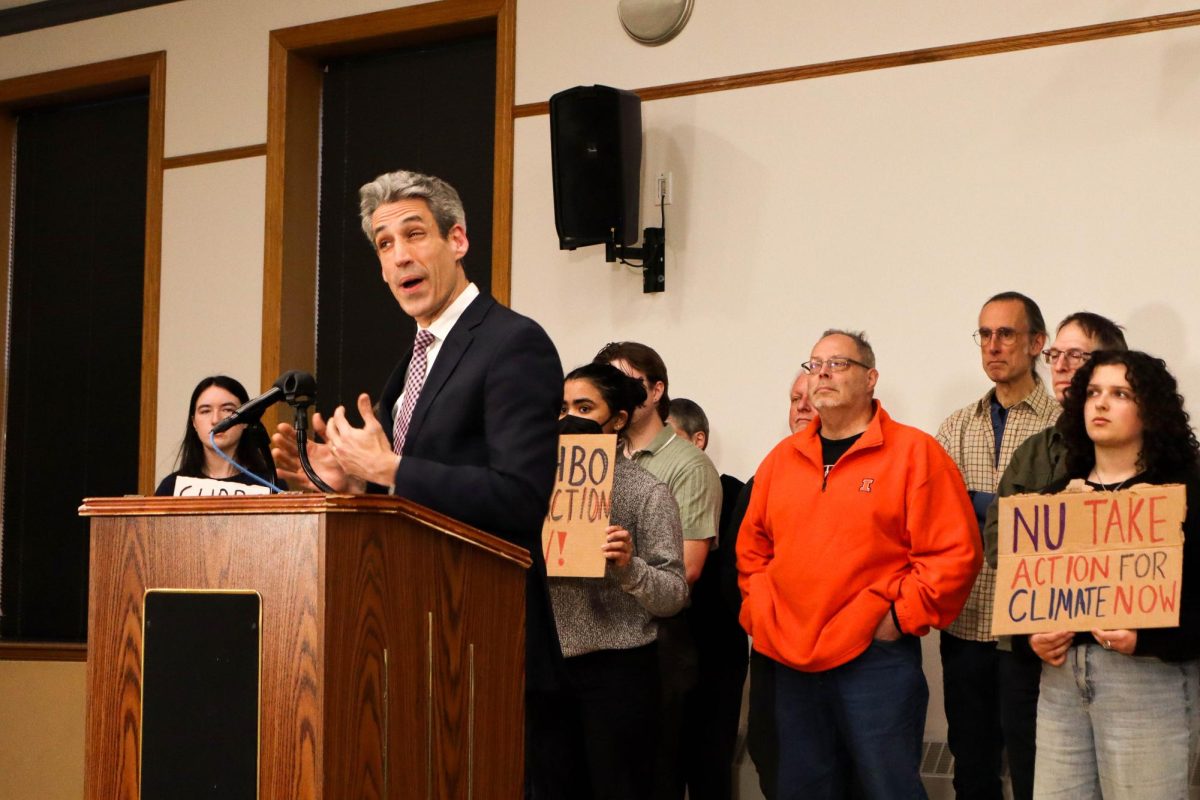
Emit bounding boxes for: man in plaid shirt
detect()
[936,292,1058,800]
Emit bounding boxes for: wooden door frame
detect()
[0,52,164,657]
[0,51,166,499]
[262,0,516,404]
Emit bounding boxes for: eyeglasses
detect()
[973,327,1028,346]
[801,357,871,374]
[1043,348,1092,367]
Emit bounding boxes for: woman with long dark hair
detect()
[1029,350,1200,797]
[155,375,279,495]
[553,361,688,800]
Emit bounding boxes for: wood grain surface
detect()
[84,494,526,799]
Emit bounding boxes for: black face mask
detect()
[557,415,606,435]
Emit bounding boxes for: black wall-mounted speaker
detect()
[550,85,642,250]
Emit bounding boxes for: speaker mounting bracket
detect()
[606,227,664,293]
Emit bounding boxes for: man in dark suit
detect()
[272,169,566,796]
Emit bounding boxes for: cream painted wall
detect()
[3,1,1200,797]
[0,660,85,800]
[0,0,427,155]
[515,0,1196,104]
[515,24,1200,481]
[155,157,269,479]
[0,0,1190,481]
[512,24,1200,750]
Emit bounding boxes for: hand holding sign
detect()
[1091,628,1137,655]
[602,526,633,569]
[542,434,618,578]
[1029,631,1073,666]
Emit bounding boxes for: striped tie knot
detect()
[392,329,437,455]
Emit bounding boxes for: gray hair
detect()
[668,398,709,438]
[819,328,876,368]
[358,170,466,244]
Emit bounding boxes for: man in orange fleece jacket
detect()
[737,329,981,799]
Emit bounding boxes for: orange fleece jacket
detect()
[737,402,981,672]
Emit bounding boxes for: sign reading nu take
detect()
[992,484,1186,636]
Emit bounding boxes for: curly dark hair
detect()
[564,362,648,439]
[1060,350,1199,478]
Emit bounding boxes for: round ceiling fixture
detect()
[618,0,694,46]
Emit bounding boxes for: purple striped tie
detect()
[392,329,436,455]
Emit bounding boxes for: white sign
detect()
[172,476,271,497]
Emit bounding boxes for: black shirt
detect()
[820,432,864,481]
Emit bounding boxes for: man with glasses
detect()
[935,291,1056,800]
[983,312,1129,564]
[737,329,980,798]
[980,312,1127,800]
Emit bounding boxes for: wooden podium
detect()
[80,494,529,800]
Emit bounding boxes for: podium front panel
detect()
[82,495,528,800]
[141,590,261,800]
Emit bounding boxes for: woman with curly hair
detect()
[1029,350,1200,798]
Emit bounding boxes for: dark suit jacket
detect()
[721,477,754,622]
[378,292,565,692]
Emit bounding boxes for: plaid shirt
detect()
[936,380,1059,641]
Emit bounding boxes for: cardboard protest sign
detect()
[172,476,272,496]
[992,484,1186,635]
[541,434,617,578]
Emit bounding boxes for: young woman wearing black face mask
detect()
[552,362,689,800]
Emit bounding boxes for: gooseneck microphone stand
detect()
[292,404,336,493]
[276,370,337,494]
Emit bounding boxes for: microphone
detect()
[211,370,316,434]
[278,370,317,409]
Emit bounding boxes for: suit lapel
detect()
[403,293,492,450]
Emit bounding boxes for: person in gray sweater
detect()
[553,361,689,800]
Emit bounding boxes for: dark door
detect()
[316,35,496,421]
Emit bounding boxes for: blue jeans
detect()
[1034,643,1200,799]
[773,637,928,800]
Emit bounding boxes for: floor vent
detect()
[920,741,955,778]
